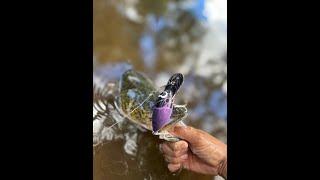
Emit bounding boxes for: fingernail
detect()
[173,126,180,131]
[170,126,180,135]
[173,125,187,133]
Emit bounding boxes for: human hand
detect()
[160,126,227,179]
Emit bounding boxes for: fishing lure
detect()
[152,73,184,133]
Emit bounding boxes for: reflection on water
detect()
[94,0,227,179]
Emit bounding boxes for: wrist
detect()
[218,157,227,179]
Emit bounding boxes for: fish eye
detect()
[159,91,168,98]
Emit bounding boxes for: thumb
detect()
[170,126,201,145]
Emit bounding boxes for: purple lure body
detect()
[152,104,173,132]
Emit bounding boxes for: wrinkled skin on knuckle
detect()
[173,151,180,158]
[173,143,181,151]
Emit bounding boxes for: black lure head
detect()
[155,73,184,108]
[165,73,184,96]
